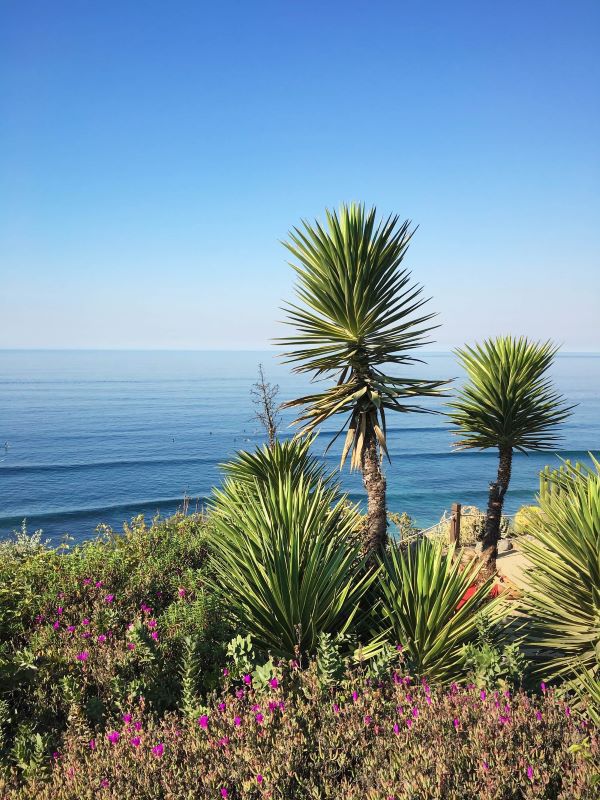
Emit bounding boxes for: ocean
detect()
[1,350,599,545]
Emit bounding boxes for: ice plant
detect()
[151,743,164,758]
[76,651,89,662]
[198,715,209,730]
[107,731,119,744]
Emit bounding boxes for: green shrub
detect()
[521,457,600,698]
[367,538,504,683]
[210,474,376,660]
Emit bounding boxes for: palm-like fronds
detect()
[277,203,447,468]
[220,436,331,490]
[209,474,375,659]
[447,337,574,452]
[366,537,503,683]
[520,457,600,691]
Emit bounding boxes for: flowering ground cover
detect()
[2,665,597,799]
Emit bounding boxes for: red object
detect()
[457,581,503,610]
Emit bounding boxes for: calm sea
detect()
[1,350,599,544]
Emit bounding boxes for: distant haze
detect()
[1,1,599,351]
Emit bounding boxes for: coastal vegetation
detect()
[0,204,598,797]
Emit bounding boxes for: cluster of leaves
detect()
[2,661,597,800]
[0,513,229,779]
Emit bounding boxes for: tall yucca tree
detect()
[277,204,447,554]
[447,336,574,573]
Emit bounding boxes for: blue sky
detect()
[1,1,599,350]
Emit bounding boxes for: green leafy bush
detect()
[521,458,600,696]
[368,538,504,683]
[210,473,375,659]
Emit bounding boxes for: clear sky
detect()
[1,1,599,351]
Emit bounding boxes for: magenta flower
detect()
[243,674,252,685]
[83,578,91,586]
[127,642,135,650]
[220,790,228,798]
[256,774,263,784]
[453,718,459,730]
[480,689,486,701]
[130,736,141,747]
[332,703,340,715]
[100,779,109,788]
[536,710,542,722]
[134,721,142,731]
[234,716,242,727]
[122,713,132,723]
[82,632,91,639]
[67,625,76,633]
[412,706,419,718]
[255,712,264,724]
[218,702,226,712]
[76,651,89,661]
[107,731,120,743]
[141,603,152,614]
[198,715,209,729]
[151,631,159,641]
[82,618,90,626]
[540,681,547,694]
[527,766,534,781]
[565,706,571,717]
[269,677,279,689]
[364,715,371,726]
[96,581,103,588]
[352,691,359,703]
[178,587,186,598]
[89,739,96,750]
[222,668,229,677]
[53,621,60,630]
[393,723,400,735]
[147,619,157,629]
[218,736,229,747]
[406,718,413,729]
[482,760,489,771]
[151,743,164,758]
[97,634,107,643]
[57,606,63,616]
[104,594,114,604]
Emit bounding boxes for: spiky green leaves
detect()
[447,336,573,452]
[520,457,600,694]
[367,537,502,684]
[277,203,447,468]
[209,472,375,660]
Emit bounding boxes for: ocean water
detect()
[0,350,599,545]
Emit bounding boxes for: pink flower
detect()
[234,716,242,727]
[480,689,486,701]
[332,703,340,715]
[104,594,114,604]
[218,702,226,712]
[107,731,120,744]
[122,713,132,723]
[527,766,534,781]
[218,736,229,747]
[89,739,96,750]
[364,715,371,726]
[255,712,264,724]
[53,621,60,630]
[352,691,359,703]
[67,625,76,633]
[151,743,164,758]
[412,706,419,718]
[565,706,571,717]
[127,642,135,650]
[141,603,152,614]
[82,618,90,626]
[269,677,279,689]
[222,668,229,677]
[57,606,63,616]
[198,715,209,729]
[151,631,159,641]
[95,581,103,588]
[83,578,91,586]
[256,774,263,784]
[76,651,89,661]
[453,718,459,730]
[131,736,141,747]
[540,681,547,694]
[147,619,157,629]
[220,790,228,798]
[178,587,186,598]
[97,634,107,643]
[134,721,142,731]
[393,723,400,735]
[406,718,413,729]
[482,760,489,771]
[243,674,252,685]
[535,710,542,722]
[100,779,109,788]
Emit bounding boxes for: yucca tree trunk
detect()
[482,445,513,574]
[361,424,388,555]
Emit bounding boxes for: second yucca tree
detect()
[277,204,447,554]
[448,336,573,573]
